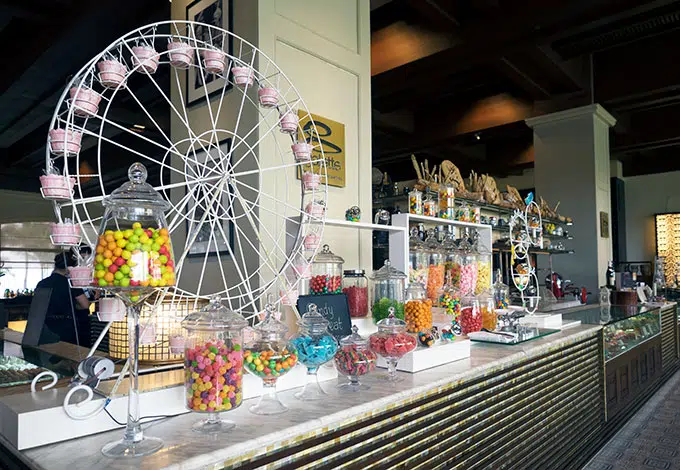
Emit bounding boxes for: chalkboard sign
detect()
[296,294,352,340]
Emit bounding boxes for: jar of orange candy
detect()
[404,283,432,333]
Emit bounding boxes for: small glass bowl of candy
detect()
[334,325,377,391]
[369,309,417,382]
[243,302,297,415]
[289,303,338,400]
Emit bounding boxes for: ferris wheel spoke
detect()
[228,207,281,282]
[225,48,257,164]
[166,187,201,233]
[232,177,320,222]
[124,86,177,151]
[229,98,302,171]
[231,158,323,180]
[231,189,303,241]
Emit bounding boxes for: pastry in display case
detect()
[602,308,661,361]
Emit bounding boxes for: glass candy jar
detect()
[371,260,406,323]
[334,325,377,391]
[424,230,445,302]
[290,304,338,400]
[492,269,510,309]
[460,296,482,335]
[181,296,247,433]
[369,310,417,382]
[244,302,297,415]
[458,235,478,297]
[308,244,344,295]
[342,270,368,318]
[438,184,455,219]
[408,227,429,287]
[423,193,437,217]
[440,284,462,322]
[478,291,497,331]
[442,230,461,289]
[404,282,432,333]
[93,163,175,292]
[408,188,423,215]
[475,248,492,295]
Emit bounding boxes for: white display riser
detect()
[519,313,564,329]
[0,364,337,450]
[376,339,470,373]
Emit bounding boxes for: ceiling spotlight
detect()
[475,133,481,141]
[133,124,145,130]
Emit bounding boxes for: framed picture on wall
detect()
[600,211,610,238]
[185,0,234,107]
[185,138,235,257]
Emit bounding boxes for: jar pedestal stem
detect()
[250,379,287,415]
[192,411,235,433]
[295,367,325,401]
[383,358,403,383]
[102,297,163,457]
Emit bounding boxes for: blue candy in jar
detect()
[291,304,339,400]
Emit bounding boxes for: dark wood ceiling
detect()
[371,0,680,180]
[0,0,169,194]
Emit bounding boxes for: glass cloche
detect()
[334,325,377,391]
[308,244,344,295]
[371,259,407,323]
[369,309,417,382]
[181,296,248,433]
[243,300,297,415]
[92,162,175,299]
[290,303,338,400]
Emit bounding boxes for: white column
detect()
[526,104,616,296]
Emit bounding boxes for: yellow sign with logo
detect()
[297,111,345,188]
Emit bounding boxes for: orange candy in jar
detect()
[404,283,432,333]
[478,293,497,330]
[423,229,445,303]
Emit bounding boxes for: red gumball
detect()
[130,280,139,286]
[108,264,118,273]
[115,257,125,266]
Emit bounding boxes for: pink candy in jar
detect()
[459,263,478,296]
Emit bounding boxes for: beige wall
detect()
[169,0,372,311]
[257,0,373,274]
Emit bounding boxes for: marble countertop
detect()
[20,324,602,470]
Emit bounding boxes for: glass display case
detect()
[563,305,662,362]
[602,308,661,361]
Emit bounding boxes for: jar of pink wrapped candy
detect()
[369,308,417,382]
[458,234,478,297]
[181,296,248,433]
[335,325,376,391]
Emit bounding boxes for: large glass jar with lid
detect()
[404,282,432,333]
[342,269,368,318]
[371,259,406,323]
[492,268,510,308]
[334,325,377,391]
[458,232,478,297]
[424,229,445,302]
[477,290,497,331]
[474,240,492,294]
[243,299,297,415]
[181,296,248,433]
[369,310,417,382]
[442,228,461,289]
[408,188,423,215]
[96,163,175,458]
[460,296,482,335]
[408,227,428,287]
[289,303,338,401]
[308,244,344,295]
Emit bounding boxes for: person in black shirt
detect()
[35,251,92,346]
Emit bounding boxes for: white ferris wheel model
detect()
[43,20,328,321]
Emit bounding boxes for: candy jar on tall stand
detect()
[243,300,297,415]
[369,309,417,382]
[181,296,247,433]
[472,231,492,295]
[307,244,344,295]
[94,163,176,457]
[492,268,510,309]
[442,228,461,290]
[458,232,478,297]
[289,303,338,400]
[334,325,377,391]
[371,260,407,323]
[404,282,432,334]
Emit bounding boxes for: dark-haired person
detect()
[34,251,92,346]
